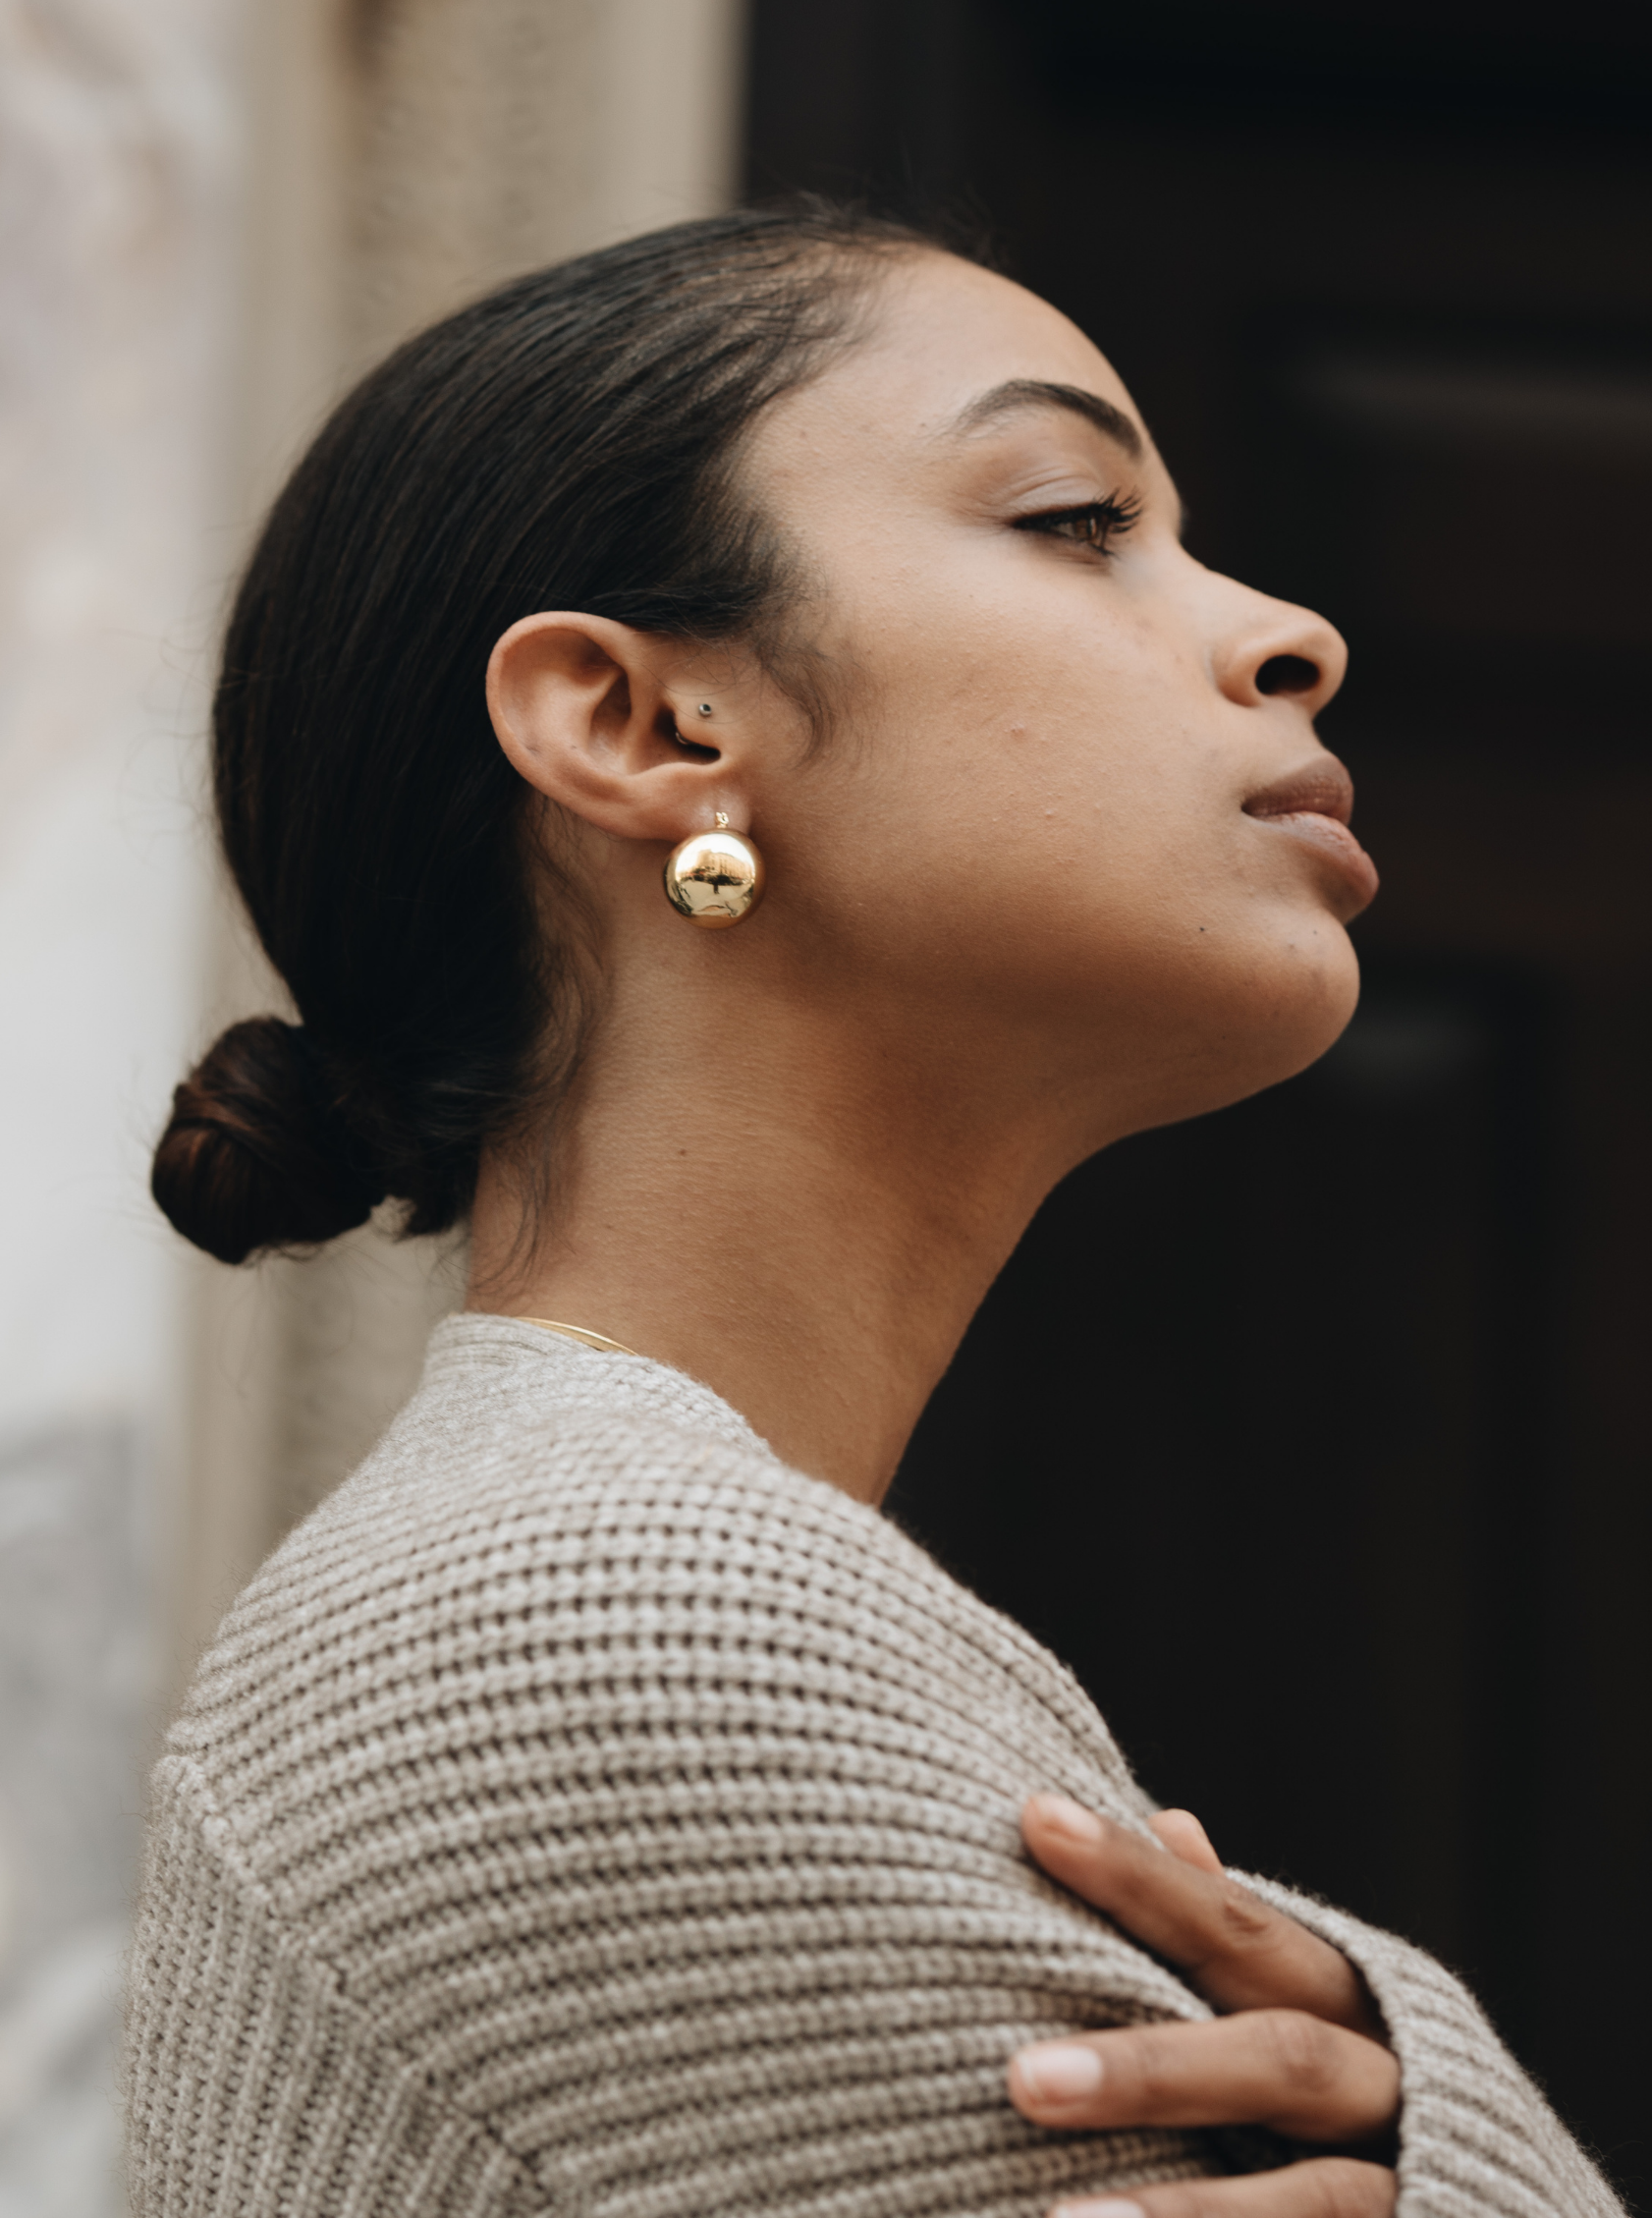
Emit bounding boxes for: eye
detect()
[1016,491,1145,557]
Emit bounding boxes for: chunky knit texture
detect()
[125,1317,1623,2217]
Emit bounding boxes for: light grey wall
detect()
[0,5,246,2205]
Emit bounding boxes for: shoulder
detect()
[175,1383,1149,1855]
[138,1391,1212,2217]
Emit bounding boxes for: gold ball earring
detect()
[663,812,766,929]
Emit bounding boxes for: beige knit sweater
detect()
[125,1317,1622,2217]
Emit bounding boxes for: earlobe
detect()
[485,611,742,846]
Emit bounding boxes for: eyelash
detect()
[1016,491,1145,556]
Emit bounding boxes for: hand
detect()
[1008,1796,1399,2218]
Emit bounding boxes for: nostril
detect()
[1256,653,1321,697]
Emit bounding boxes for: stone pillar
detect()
[180,0,749,1656]
[354,0,747,361]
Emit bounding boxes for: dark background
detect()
[745,3,1652,2198]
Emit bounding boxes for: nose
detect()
[1212,591,1348,718]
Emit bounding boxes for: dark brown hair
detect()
[153,203,952,1265]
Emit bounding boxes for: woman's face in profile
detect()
[736,250,1377,1154]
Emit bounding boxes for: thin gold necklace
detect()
[516,1316,639,1358]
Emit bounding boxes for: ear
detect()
[486,612,752,842]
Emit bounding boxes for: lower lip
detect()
[1251,810,1380,907]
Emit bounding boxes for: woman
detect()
[127,205,1622,2217]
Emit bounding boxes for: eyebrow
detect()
[947,377,1145,458]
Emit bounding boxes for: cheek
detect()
[810,621,1207,956]
[936,674,1230,941]
[798,577,1356,1084]
[860,721,1357,1083]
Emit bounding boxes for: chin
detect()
[1129,929,1363,1137]
[1233,932,1363,1101]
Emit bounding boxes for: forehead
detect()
[749,252,1141,479]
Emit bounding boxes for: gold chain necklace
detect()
[515,1316,638,1358]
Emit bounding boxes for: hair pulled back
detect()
[152,203,947,1266]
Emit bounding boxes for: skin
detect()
[1015,1799,1398,2217]
[474,249,1391,2207]
[475,249,1372,1500]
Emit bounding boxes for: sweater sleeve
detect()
[1242,1875,1626,2218]
[124,1755,550,2218]
[126,1415,1235,2218]
[127,1400,1623,2218]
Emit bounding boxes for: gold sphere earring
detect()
[663,812,766,929]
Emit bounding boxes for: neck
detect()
[467,976,1077,1504]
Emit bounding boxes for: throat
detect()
[467,1105,1044,1507]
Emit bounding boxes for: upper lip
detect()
[1242,755,1355,827]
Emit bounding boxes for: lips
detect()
[1242,754,1379,911]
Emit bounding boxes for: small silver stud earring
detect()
[696,701,714,718]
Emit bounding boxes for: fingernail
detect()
[1026,1794,1104,1845]
[1015,2042,1104,2105]
[1051,2202,1145,2218]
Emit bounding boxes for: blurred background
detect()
[0,1,1646,2209]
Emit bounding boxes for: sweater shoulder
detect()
[138,1392,1215,2215]
[172,1400,1152,1881]
[183,1400,1006,1725]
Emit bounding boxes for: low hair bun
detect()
[151,1018,389,1264]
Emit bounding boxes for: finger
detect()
[1021,1797,1380,2035]
[1009,2010,1400,2142]
[1048,2155,1395,2218]
[1150,1808,1224,1874]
